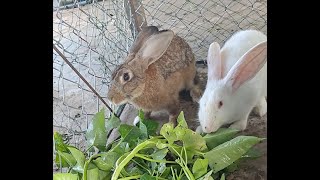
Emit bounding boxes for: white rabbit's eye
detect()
[218,101,223,109]
[123,73,130,81]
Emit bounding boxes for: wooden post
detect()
[127,0,147,36]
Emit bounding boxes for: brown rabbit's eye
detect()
[218,101,223,109]
[123,73,130,81]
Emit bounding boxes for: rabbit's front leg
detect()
[253,97,267,117]
[229,113,249,131]
[190,84,202,103]
[144,111,152,119]
[167,100,180,126]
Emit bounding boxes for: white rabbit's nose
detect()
[203,126,212,133]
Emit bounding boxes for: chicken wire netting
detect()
[53,0,266,172]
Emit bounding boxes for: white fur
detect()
[198,30,267,133]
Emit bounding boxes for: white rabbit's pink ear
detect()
[224,41,267,92]
[207,42,222,81]
[136,30,174,69]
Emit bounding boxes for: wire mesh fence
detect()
[53,0,266,172]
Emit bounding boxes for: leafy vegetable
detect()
[68,146,86,173]
[204,136,264,173]
[53,173,78,180]
[53,109,265,180]
[203,128,239,150]
[192,158,208,179]
[118,124,142,148]
[85,108,107,151]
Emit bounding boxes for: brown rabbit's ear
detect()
[129,26,160,54]
[136,30,174,68]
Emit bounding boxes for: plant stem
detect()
[118,175,141,180]
[183,147,188,164]
[115,152,129,166]
[194,150,205,156]
[135,153,177,164]
[111,140,156,180]
[169,145,195,180]
[83,153,101,180]
[110,139,123,152]
[171,166,176,180]
[131,159,152,174]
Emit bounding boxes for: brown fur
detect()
[107,26,202,124]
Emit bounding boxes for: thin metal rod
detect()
[53,44,118,118]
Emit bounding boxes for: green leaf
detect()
[139,121,148,140]
[204,136,263,173]
[220,173,225,180]
[174,127,207,160]
[156,141,169,149]
[174,127,207,151]
[151,148,168,160]
[54,132,69,152]
[158,162,166,174]
[160,167,171,178]
[160,123,177,144]
[141,119,159,136]
[127,166,143,176]
[138,109,145,120]
[98,170,111,180]
[87,168,99,180]
[223,148,263,173]
[106,114,121,135]
[192,158,208,179]
[131,157,152,173]
[242,148,263,159]
[111,142,130,155]
[139,109,159,136]
[161,111,207,159]
[86,108,107,151]
[68,147,86,173]
[140,174,156,180]
[55,154,69,168]
[119,124,142,147]
[55,151,76,167]
[197,170,213,180]
[53,173,78,180]
[176,111,188,128]
[92,152,120,171]
[203,128,239,150]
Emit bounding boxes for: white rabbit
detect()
[198,30,267,133]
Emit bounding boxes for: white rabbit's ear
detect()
[136,30,174,69]
[224,41,267,92]
[207,42,222,81]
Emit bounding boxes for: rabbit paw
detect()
[229,119,247,131]
[133,116,141,126]
[190,85,203,103]
[253,97,267,117]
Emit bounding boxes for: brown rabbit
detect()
[107,26,202,124]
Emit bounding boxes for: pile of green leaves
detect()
[53,108,264,180]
